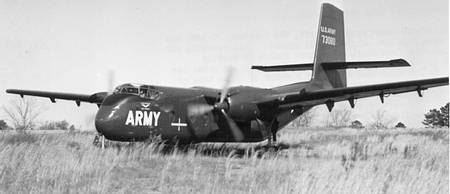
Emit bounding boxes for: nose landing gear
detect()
[93,133,106,148]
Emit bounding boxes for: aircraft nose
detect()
[95,107,112,134]
[94,94,130,135]
[95,105,118,135]
[94,93,159,141]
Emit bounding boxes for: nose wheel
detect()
[93,133,106,149]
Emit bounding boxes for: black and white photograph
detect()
[0,0,448,193]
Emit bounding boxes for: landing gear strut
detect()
[267,134,273,146]
[267,119,279,147]
[271,128,277,142]
[93,133,106,149]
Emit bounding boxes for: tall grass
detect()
[0,128,447,194]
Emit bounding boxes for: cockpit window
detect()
[114,84,162,100]
[127,87,139,94]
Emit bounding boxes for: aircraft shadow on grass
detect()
[103,141,315,158]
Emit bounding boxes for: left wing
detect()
[5,89,107,107]
[257,77,449,111]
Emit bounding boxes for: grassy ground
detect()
[0,127,448,194]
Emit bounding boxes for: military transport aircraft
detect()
[6,3,449,147]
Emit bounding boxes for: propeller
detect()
[187,103,214,116]
[107,70,115,94]
[89,70,116,106]
[219,67,233,103]
[220,109,244,141]
[187,66,244,141]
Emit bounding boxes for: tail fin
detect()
[312,3,346,89]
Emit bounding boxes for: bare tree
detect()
[369,110,396,129]
[327,108,353,128]
[2,98,44,130]
[292,108,316,128]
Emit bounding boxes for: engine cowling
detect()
[227,97,260,121]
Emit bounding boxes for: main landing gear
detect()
[265,127,289,152]
[266,119,279,147]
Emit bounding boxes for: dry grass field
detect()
[0,127,448,194]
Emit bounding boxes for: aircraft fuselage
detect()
[94,84,303,143]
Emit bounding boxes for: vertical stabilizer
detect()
[312,3,346,89]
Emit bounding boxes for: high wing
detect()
[257,77,449,110]
[251,59,410,72]
[5,89,107,107]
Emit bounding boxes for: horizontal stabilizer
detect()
[251,59,410,72]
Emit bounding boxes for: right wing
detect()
[251,59,410,72]
[256,77,449,110]
[6,89,107,107]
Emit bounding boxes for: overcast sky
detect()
[0,0,448,129]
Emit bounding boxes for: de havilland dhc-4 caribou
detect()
[6,3,449,147]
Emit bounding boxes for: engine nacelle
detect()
[226,91,261,121]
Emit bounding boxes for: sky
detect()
[0,0,448,130]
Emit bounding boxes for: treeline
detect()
[1,98,80,131]
[0,120,79,131]
[422,103,449,128]
[291,103,449,129]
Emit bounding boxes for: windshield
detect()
[114,84,162,100]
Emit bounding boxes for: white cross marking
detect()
[171,118,187,131]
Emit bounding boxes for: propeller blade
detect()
[107,70,115,94]
[187,103,214,117]
[220,66,234,103]
[221,109,244,141]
